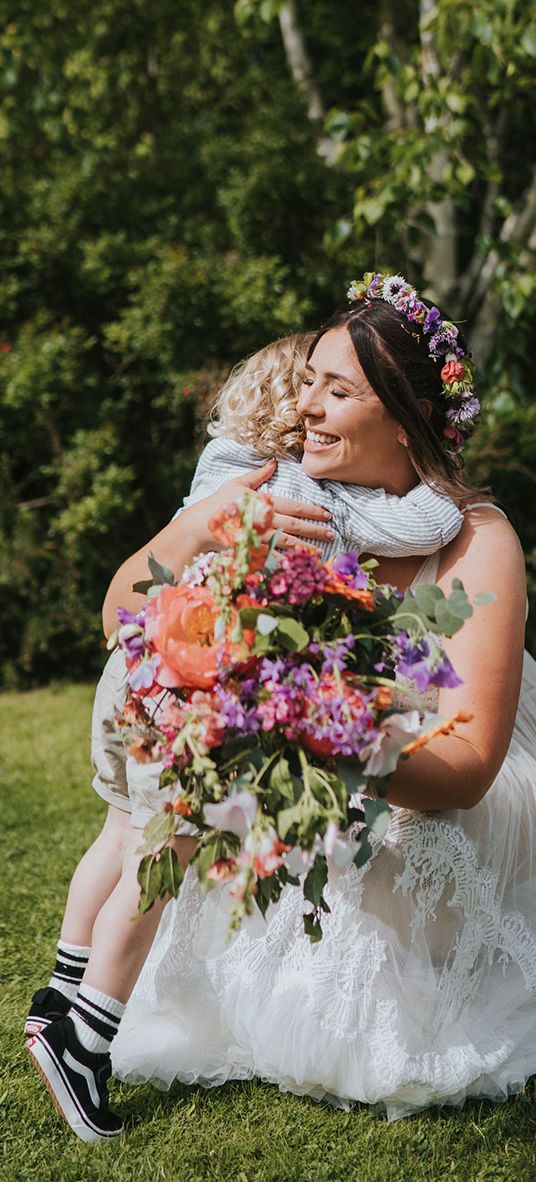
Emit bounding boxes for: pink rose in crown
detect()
[441,360,465,383]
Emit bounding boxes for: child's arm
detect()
[327,480,464,556]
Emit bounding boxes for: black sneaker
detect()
[24,986,72,1036]
[26,1015,123,1142]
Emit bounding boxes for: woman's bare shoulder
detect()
[438,504,525,586]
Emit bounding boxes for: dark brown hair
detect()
[310,300,490,504]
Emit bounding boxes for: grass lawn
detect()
[1,684,535,1182]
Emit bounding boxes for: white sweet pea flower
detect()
[282,846,313,877]
[323,820,359,868]
[362,710,422,778]
[213,614,227,643]
[256,613,278,636]
[203,789,258,839]
[118,623,142,643]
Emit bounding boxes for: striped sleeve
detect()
[329,480,463,556]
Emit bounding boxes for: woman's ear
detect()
[418,399,433,421]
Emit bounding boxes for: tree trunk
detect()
[419,0,457,302]
[277,2,336,164]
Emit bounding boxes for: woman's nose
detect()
[297,381,323,419]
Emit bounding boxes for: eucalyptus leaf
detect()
[434,600,466,635]
[474,591,496,606]
[363,797,391,836]
[412,584,444,616]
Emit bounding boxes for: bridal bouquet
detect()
[111,492,483,941]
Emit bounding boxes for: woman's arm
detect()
[385,507,526,811]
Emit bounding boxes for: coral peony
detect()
[145,583,221,689]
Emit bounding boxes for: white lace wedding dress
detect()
[112,550,536,1120]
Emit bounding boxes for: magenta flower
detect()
[269,548,327,605]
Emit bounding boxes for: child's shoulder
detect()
[197,436,262,468]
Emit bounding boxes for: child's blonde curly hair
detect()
[207,332,315,458]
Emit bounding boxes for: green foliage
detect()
[0,0,534,682]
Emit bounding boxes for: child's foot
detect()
[26,1016,123,1142]
[24,986,72,1036]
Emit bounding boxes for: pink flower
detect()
[206,858,238,883]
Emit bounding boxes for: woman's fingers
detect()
[236,460,277,488]
[270,494,332,521]
[272,513,335,542]
[275,534,322,552]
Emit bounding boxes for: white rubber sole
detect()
[26,1035,122,1143]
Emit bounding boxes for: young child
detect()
[25,330,463,1140]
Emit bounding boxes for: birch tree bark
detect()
[277,2,336,163]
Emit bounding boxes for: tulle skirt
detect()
[112,652,536,1120]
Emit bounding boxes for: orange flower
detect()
[401,710,473,756]
[208,493,274,546]
[324,569,375,610]
[172,796,193,816]
[374,685,393,711]
[441,360,465,383]
[145,583,221,689]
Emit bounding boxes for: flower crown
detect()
[346,271,480,452]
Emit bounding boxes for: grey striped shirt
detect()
[176,438,463,560]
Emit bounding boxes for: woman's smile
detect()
[304,428,340,452]
[297,326,415,493]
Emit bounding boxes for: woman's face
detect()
[297,327,412,491]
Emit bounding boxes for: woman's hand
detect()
[191,458,334,552]
[102,459,333,635]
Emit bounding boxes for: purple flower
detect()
[423,306,442,334]
[332,551,369,590]
[368,273,383,296]
[395,636,462,692]
[319,636,355,674]
[446,396,480,427]
[118,606,146,627]
[428,327,459,356]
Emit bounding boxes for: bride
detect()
[110,279,536,1121]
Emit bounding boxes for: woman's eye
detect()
[330,389,347,400]
[301,378,314,388]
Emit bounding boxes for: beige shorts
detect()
[91,647,198,835]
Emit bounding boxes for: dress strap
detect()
[464,502,508,518]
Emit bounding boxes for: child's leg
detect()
[60,805,131,946]
[82,831,197,1002]
[27,830,196,1142]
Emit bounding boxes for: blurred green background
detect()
[1,0,534,686]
